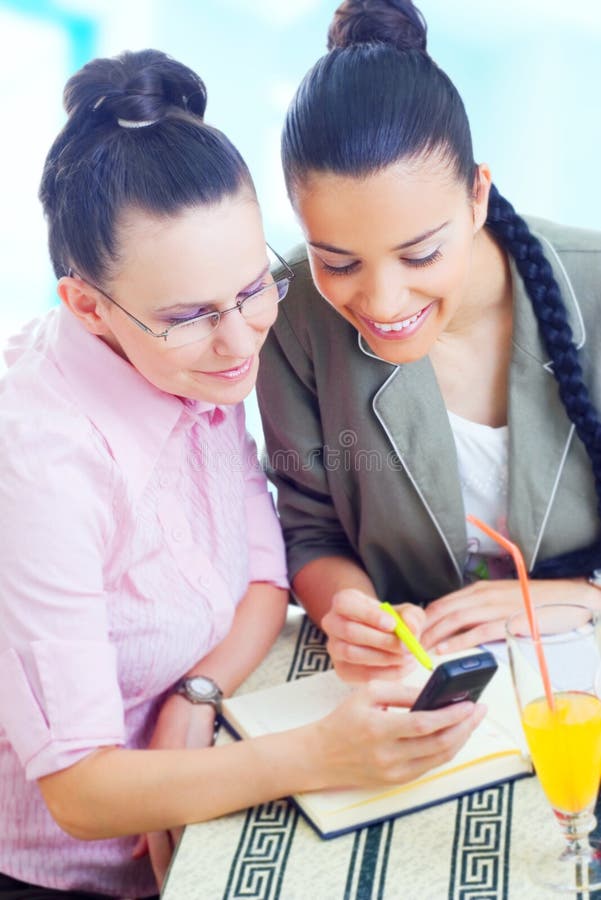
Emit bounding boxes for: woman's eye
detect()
[168,308,210,325]
[320,260,360,276]
[403,248,442,268]
[239,282,270,300]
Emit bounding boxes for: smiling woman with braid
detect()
[257,0,601,681]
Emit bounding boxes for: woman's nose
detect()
[212,307,258,357]
[358,267,411,320]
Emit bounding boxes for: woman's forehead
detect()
[296,159,467,246]
[109,197,267,306]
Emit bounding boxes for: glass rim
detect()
[505,602,598,643]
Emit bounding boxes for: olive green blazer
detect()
[257,217,601,604]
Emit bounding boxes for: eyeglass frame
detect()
[66,243,295,343]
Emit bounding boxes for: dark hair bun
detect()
[327,0,427,53]
[63,49,207,125]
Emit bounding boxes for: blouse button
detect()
[171,527,185,542]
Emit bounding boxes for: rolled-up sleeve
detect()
[0,410,125,779]
[236,404,288,589]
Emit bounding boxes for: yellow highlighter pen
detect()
[379,602,434,671]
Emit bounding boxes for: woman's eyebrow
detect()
[392,221,449,250]
[309,222,449,256]
[153,264,270,314]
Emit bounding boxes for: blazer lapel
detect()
[367,338,466,583]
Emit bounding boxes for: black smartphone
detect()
[410,651,498,711]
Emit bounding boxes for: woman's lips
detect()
[359,302,435,341]
[197,356,254,381]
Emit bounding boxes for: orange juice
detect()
[522,691,601,813]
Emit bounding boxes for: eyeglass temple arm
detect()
[267,243,295,282]
[66,266,168,338]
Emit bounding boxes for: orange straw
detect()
[467,514,554,710]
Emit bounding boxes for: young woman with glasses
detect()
[0,49,485,899]
[257,0,601,682]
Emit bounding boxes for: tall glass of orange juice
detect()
[507,604,601,893]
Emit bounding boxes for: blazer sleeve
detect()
[257,301,359,582]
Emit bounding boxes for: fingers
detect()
[333,659,417,684]
[147,830,175,889]
[324,591,400,648]
[131,834,148,860]
[423,585,480,628]
[432,621,509,654]
[386,704,487,783]
[366,679,480,734]
[422,582,519,651]
[324,590,423,679]
[327,634,405,670]
[320,681,487,790]
[396,603,426,637]
[356,683,487,783]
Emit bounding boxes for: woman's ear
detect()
[472,163,493,233]
[57,276,111,337]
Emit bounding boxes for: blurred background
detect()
[1,0,599,438]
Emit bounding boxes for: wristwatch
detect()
[173,675,223,715]
[588,569,601,591]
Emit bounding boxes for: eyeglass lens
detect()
[167,278,290,347]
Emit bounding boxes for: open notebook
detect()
[222,652,532,838]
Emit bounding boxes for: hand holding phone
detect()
[410,651,498,712]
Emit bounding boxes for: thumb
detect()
[361,678,420,709]
[131,834,149,859]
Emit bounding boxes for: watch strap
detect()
[172,676,223,746]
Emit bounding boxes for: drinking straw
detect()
[467,514,555,710]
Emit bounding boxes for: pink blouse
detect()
[0,306,288,897]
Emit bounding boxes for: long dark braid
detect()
[486,184,601,577]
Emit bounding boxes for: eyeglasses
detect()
[67,244,294,349]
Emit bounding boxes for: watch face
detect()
[184,676,222,705]
[188,676,216,697]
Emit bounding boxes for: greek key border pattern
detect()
[223,616,321,899]
[449,783,513,900]
[287,614,332,682]
[222,801,299,900]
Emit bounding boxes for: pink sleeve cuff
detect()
[246,492,289,588]
[0,641,125,780]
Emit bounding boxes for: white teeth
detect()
[221,359,251,377]
[372,311,421,332]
